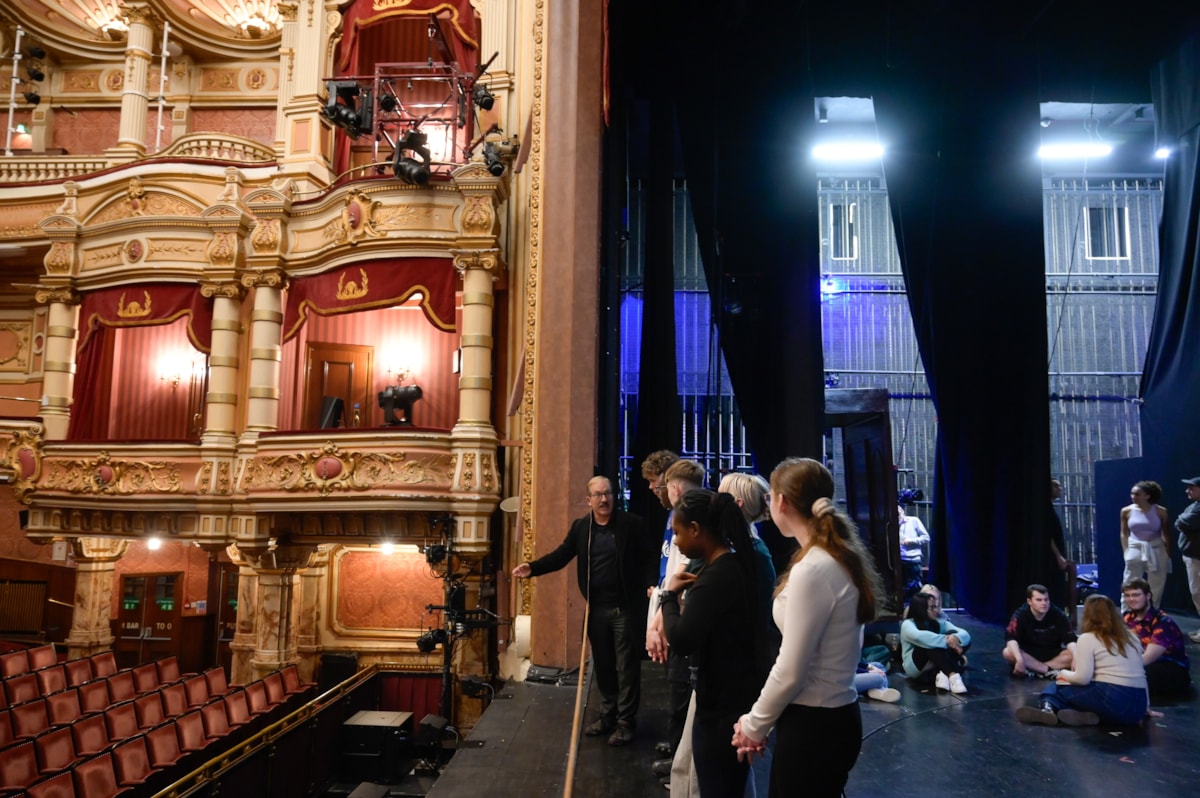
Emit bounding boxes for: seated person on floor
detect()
[900,592,970,694]
[1121,578,1192,696]
[1003,583,1076,678]
[855,660,901,703]
[1015,594,1148,727]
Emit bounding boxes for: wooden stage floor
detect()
[426,611,1200,797]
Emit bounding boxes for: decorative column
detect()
[34,286,80,441]
[240,270,288,438]
[450,165,507,558]
[111,2,157,156]
[272,1,337,184]
[295,546,330,683]
[198,279,245,445]
[65,537,130,659]
[226,544,259,685]
[243,544,316,680]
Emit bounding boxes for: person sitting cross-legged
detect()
[1002,583,1076,678]
[900,592,970,694]
[1122,578,1192,696]
[1016,594,1148,727]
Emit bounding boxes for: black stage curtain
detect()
[872,13,1053,624]
[668,5,826,476]
[1142,33,1200,609]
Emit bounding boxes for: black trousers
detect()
[1145,660,1191,695]
[587,605,640,724]
[770,701,862,798]
[911,645,966,681]
[692,708,748,797]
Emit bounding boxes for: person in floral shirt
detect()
[1122,578,1191,695]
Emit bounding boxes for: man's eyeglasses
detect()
[589,490,613,498]
[651,485,668,495]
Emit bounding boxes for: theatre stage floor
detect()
[427,611,1200,797]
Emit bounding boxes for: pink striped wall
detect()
[108,318,204,440]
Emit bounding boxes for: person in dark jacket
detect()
[512,476,655,745]
[1176,477,1200,642]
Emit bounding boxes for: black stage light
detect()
[25,65,45,82]
[27,46,46,59]
[321,80,373,138]
[471,83,495,111]
[378,383,423,425]
[379,94,398,113]
[424,543,447,566]
[416,628,447,653]
[483,142,504,176]
[23,91,40,105]
[392,129,431,185]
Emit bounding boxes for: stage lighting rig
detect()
[322,80,374,138]
[393,128,432,185]
[482,142,505,176]
[471,82,495,111]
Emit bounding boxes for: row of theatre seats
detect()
[3,652,123,710]
[0,654,316,798]
[0,646,61,681]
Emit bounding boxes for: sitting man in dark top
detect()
[1122,578,1192,695]
[1002,583,1077,678]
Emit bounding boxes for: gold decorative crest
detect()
[335,269,370,300]
[116,291,153,318]
[40,451,182,495]
[241,441,455,497]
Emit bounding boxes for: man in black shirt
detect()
[512,476,655,745]
[1002,584,1077,677]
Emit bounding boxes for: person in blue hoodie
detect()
[900,592,971,694]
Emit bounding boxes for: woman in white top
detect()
[731,458,885,798]
[1120,480,1170,607]
[1015,594,1148,727]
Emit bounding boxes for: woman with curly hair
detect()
[731,458,885,798]
[1120,480,1170,609]
[1016,594,1148,727]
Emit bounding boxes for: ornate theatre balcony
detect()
[0,133,276,186]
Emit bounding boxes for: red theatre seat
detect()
[27,645,58,671]
[36,665,68,697]
[34,725,82,774]
[78,681,110,714]
[26,769,78,798]
[264,673,285,706]
[0,740,41,791]
[4,672,40,705]
[243,680,273,716]
[145,722,185,768]
[200,698,232,739]
[131,664,159,694]
[133,691,165,729]
[182,675,209,708]
[46,688,86,726]
[223,688,251,729]
[0,707,15,747]
[0,649,30,678]
[104,701,140,742]
[106,672,137,704]
[155,656,181,684]
[71,713,111,756]
[111,734,159,788]
[280,664,314,696]
[203,666,230,696]
[11,698,52,739]
[89,652,117,679]
[64,659,93,688]
[72,751,130,798]
[175,710,212,753]
[160,683,188,718]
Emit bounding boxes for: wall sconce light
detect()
[147,537,162,551]
[380,541,395,555]
[160,372,181,390]
[452,347,462,374]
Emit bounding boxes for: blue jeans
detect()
[1040,680,1147,725]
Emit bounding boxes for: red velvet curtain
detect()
[67,325,115,440]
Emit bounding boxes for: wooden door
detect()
[114,573,182,669]
[215,564,238,676]
[304,342,374,429]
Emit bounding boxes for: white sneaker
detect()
[1188,630,1200,643]
[948,673,967,694]
[935,672,950,691]
[867,687,902,703]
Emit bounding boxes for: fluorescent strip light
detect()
[1037,143,1112,159]
[812,142,885,161]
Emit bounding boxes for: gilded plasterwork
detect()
[197,461,213,494]
[82,245,123,269]
[40,452,183,495]
[0,324,32,371]
[241,442,455,497]
[86,188,203,226]
[460,194,494,236]
[372,204,439,229]
[2,427,44,505]
[1,202,60,240]
[323,191,383,245]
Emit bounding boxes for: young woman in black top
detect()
[660,489,764,796]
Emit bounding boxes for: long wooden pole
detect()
[561,599,591,798]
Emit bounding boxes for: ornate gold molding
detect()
[34,287,80,306]
[3,427,44,505]
[200,280,248,301]
[324,190,384,245]
[240,269,289,290]
[460,194,496,236]
[0,322,32,370]
[241,441,455,497]
[207,232,239,268]
[451,248,502,279]
[40,451,182,495]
